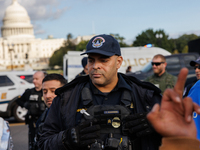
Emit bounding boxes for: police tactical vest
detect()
[28,89,45,117]
[80,85,133,150]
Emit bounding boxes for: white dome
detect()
[1,0,34,39]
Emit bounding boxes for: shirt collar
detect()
[89,73,132,94]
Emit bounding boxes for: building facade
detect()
[0,0,65,70]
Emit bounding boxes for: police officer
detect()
[75,57,89,78]
[145,54,177,94]
[39,34,162,150]
[17,71,46,150]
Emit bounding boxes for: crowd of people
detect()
[12,34,200,150]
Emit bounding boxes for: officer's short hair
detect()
[42,73,67,86]
[153,54,166,62]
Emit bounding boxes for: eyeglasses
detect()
[151,62,165,66]
[194,66,200,70]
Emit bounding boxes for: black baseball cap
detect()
[81,34,121,56]
[81,57,88,68]
[190,57,200,66]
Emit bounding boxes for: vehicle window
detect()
[183,55,197,71]
[0,76,14,87]
[166,57,181,72]
[141,62,152,73]
[18,75,33,83]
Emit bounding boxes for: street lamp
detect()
[155,33,163,47]
[8,43,14,70]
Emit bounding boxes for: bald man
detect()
[17,71,46,150]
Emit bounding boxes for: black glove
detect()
[122,113,154,138]
[62,119,101,149]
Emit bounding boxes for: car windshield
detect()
[141,62,152,73]
[17,75,33,83]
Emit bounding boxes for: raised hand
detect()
[147,68,200,139]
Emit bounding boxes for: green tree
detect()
[49,33,76,67]
[175,34,199,53]
[76,40,89,51]
[110,33,130,47]
[133,29,171,52]
[182,45,188,53]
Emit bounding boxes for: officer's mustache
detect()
[90,70,103,75]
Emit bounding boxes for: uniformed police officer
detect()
[145,54,177,94]
[17,71,46,150]
[75,57,89,78]
[38,34,162,150]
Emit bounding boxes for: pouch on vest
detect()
[81,105,132,150]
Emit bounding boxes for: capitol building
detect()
[0,0,66,71]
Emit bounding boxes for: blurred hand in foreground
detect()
[147,68,200,139]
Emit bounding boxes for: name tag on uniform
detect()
[29,95,39,101]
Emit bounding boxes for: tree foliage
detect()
[110,33,130,47]
[76,40,89,51]
[133,29,172,52]
[174,34,199,53]
[49,31,200,67]
[49,33,76,67]
[133,29,200,53]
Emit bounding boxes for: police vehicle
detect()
[0,71,35,122]
[63,46,171,82]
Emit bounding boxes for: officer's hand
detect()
[63,119,101,149]
[123,113,154,138]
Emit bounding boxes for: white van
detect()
[63,47,171,82]
[0,71,35,122]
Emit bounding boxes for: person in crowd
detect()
[187,76,200,140]
[125,65,132,74]
[39,34,162,150]
[75,57,89,78]
[36,73,67,148]
[17,71,46,150]
[183,57,200,97]
[145,54,177,94]
[147,68,200,150]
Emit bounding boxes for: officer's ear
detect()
[164,62,167,68]
[116,56,123,69]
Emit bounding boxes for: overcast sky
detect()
[0,0,200,44]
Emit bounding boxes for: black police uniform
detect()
[75,70,87,78]
[39,74,162,150]
[17,88,46,150]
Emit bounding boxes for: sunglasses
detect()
[194,66,200,70]
[151,62,165,66]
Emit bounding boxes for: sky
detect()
[0,0,200,45]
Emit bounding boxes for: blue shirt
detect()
[188,79,200,140]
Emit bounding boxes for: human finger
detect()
[147,104,160,125]
[183,97,193,122]
[173,68,188,99]
[193,102,200,114]
[162,88,181,104]
[162,89,184,115]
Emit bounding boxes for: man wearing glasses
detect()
[145,54,177,94]
[183,57,200,97]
